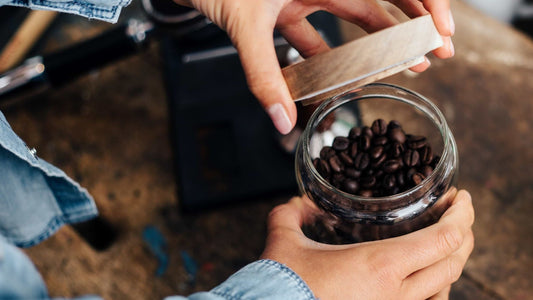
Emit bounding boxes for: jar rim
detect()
[300,82,455,203]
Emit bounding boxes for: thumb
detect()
[231,14,297,135]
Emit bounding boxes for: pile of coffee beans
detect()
[313,119,440,197]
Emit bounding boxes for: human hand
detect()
[173,0,455,135]
[261,190,474,299]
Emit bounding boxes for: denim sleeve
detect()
[0,111,98,248]
[0,0,131,23]
[165,259,316,300]
[0,235,48,299]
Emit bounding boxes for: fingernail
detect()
[449,11,455,35]
[268,103,293,135]
[449,39,455,57]
[424,56,431,66]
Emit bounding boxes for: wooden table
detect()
[2,0,531,299]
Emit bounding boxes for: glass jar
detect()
[295,83,458,244]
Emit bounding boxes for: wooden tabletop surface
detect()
[2,0,532,299]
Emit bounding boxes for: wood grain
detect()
[282,14,442,105]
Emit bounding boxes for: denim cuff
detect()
[0,0,131,23]
[0,111,98,247]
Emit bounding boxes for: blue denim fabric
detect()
[0,0,131,23]
[0,235,48,299]
[0,111,98,248]
[166,260,316,300]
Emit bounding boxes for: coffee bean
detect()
[360,176,376,189]
[358,190,373,197]
[383,159,401,173]
[403,149,420,167]
[412,172,425,185]
[349,142,358,158]
[396,172,406,187]
[406,167,417,179]
[359,135,371,151]
[348,127,362,140]
[383,174,396,190]
[354,152,370,170]
[317,159,330,178]
[370,146,384,160]
[388,120,402,129]
[345,167,361,179]
[371,119,387,136]
[388,142,404,158]
[328,155,344,173]
[407,135,427,149]
[332,136,350,151]
[331,173,345,188]
[362,126,373,138]
[370,153,387,169]
[339,151,354,165]
[343,179,359,194]
[419,145,433,165]
[372,136,388,146]
[388,127,406,144]
[320,146,336,160]
[421,165,433,177]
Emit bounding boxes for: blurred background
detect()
[0,0,532,299]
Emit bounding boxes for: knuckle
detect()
[438,224,463,253]
[367,252,400,288]
[446,257,463,283]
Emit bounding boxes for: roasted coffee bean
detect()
[362,126,373,138]
[403,149,420,167]
[383,174,396,190]
[317,159,330,178]
[360,176,376,189]
[412,172,425,185]
[406,167,417,179]
[396,172,406,187]
[354,152,370,170]
[358,190,373,197]
[407,135,427,149]
[328,155,344,173]
[331,173,345,188]
[371,119,387,136]
[348,143,358,159]
[320,146,336,160]
[419,145,433,165]
[372,136,388,146]
[332,136,350,151]
[383,159,401,173]
[388,120,401,129]
[339,151,354,165]
[343,179,359,194]
[421,165,433,177]
[370,146,384,160]
[359,135,371,151]
[345,167,361,179]
[374,169,384,179]
[348,127,362,140]
[388,142,404,158]
[388,127,406,144]
[370,153,386,169]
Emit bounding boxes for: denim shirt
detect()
[0,2,316,296]
[0,0,132,23]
